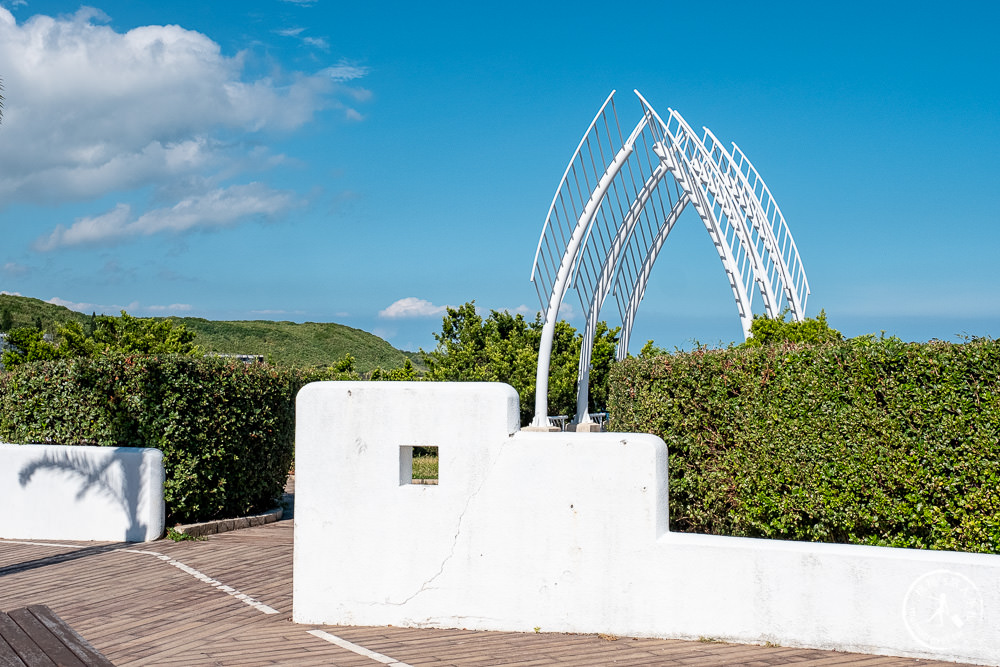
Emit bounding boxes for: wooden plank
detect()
[0,634,29,667]
[7,608,85,667]
[26,606,115,667]
[0,613,54,667]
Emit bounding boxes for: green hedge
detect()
[0,355,310,524]
[608,336,1000,553]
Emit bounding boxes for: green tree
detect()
[639,339,668,358]
[371,358,418,381]
[423,301,619,425]
[742,309,842,347]
[582,320,620,413]
[331,353,355,373]
[0,309,12,332]
[87,311,198,356]
[57,321,98,358]
[1,327,62,367]
[1,311,199,368]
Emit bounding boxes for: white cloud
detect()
[34,183,300,250]
[2,262,29,276]
[1,290,23,296]
[379,297,450,319]
[322,61,369,82]
[513,304,536,316]
[46,296,124,314]
[371,326,396,341]
[250,309,306,316]
[46,296,192,316]
[146,303,193,312]
[0,8,369,205]
[302,36,329,50]
[276,25,332,51]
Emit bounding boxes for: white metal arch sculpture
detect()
[530,90,810,429]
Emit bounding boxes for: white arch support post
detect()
[529,92,637,429]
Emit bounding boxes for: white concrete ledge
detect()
[0,443,164,542]
[293,381,1000,666]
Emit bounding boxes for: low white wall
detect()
[0,443,164,542]
[293,382,1000,666]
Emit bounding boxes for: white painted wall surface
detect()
[0,443,165,542]
[293,382,1000,666]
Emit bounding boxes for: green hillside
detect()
[169,317,418,372]
[0,294,420,373]
[0,294,89,331]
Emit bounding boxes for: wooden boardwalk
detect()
[1,604,116,666]
[0,516,977,665]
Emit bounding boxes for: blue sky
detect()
[1,1,998,353]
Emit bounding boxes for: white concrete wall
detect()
[0,443,164,542]
[293,382,1000,666]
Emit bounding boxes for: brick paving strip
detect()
[0,486,978,666]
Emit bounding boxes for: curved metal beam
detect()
[615,193,690,359]
[530,90,810,429]
[636,94,758,339]
[573,158,670,424]
[703,128,795,319]
[530,106,640,428]
[729,142,811,317]
[530,91,618,288]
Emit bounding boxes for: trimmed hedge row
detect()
[608,336,1000,553]
[0,355,315,524]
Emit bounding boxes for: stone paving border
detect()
[171,507,283,538]
[170,475,294,538]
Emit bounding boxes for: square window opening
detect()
[400,445,439,485]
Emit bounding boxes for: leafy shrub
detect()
[742,309,842,347]
[369,358,419,380]
[0,355,330,524]
[0,327,64,367]
[423,301,619,424]
[1,311,198,369]
[608,336,1000,553]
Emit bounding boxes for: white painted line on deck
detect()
[124,548,281,614]
[1,540,90,549]
[308,629,413,666]
[0,539,280,615]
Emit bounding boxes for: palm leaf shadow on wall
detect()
[18,448,150,542]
